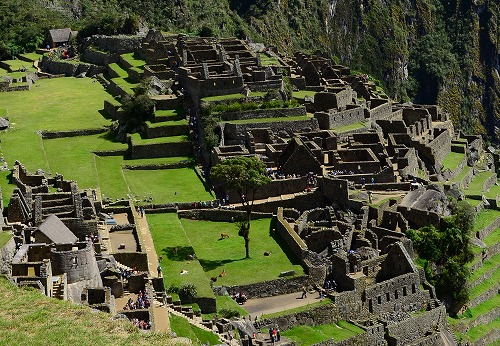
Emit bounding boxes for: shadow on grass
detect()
[270,216,302,266]
[162,246,196,261]
[98,130,123,143]
[98,109,113,120]
[198,257,245,272]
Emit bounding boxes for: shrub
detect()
[179,283,197,298]
[219,308,240,319]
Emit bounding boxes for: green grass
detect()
[466,171,495,195]
[179,218,304,286]
[465,316,500,342]
[0,276,175,346]
[281,320,364,346]
[466,198,482,207]
[260,55,282,66]
[202,295,249,320]
[262,297,332,319]
[148,213,214,298]
[483,228,500,247]
[0,77,116,180]
[332,122,367,133]
[146,119,188,128]
[442,152,465,171]
[1,59,35,72]
[19,52,43,62]
[469,252,500,282]
[485,183,500,199]
[292,90,317,99]
[473,209,500,231]
[202,94,244,102]
[155,108,185,117]
[120,53,146,68]
[130,133,190,144]
[123,167,213,204]
[0,231,12,248]
[227,115,311,124]
[469,266,500,300]
[169,313,220,345]
[108,63,129,78]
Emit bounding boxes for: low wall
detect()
[144,123,189,138]
[87,34,143,54]
[129,141,193,159]
[476,214,500,239]
[276,207,307,262]
[41,128,107,139]
[219,275,310,300]
[0,235,16,274]
[104,100,121,120]
[219,107,306,121]
[177,209,271,222]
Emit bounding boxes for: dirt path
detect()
[244,291,325,318]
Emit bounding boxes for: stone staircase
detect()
[52,276,63,300]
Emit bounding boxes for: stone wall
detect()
[50,242,102,286]
[41,128,107,139]
[0,235,16,274]
[218,106,306,121]
[220,275,311,299]
[113,252,149,271]
[86,34,143,54]
[221,176,309,202]
[177,209,272,222]
[40,56,106,77]
[276,207,307,262]
[129,140,193,159]
[385,306,448,346]
[316,106,364,130]
[314,90,352,111]
[369,101,392,120]
[144,123,189,138]
[81,47,119,66]
[476,213,500,239]
[223,118,320,142]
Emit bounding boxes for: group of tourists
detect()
[123,290,151,310]
[268,326,281,344]
[131,318,152,330]
[230,291,248,305]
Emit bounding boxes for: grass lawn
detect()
[442,152,465,171]
[169,313,220,345]
[484,183,500,199]
[120,53,146,68]
[466,171,495,195]
[0,231,12,248]
[292,90,317,99]
[469,266,500,300]
[483,227,500,247]
[473,209,500,231]
[42,134,126,189]
[148,213,214,298]
[332,122,367,133]
[0,77,116,189]
[155,108,185,118]
[465,198,482,207]
[0,276,175,346]
[0,170,15,206]
[281,320,364,346]
[108,63,129,78]
[260,55,282,66]
[202,295,249,320]
[146,119,188,128]
[180,218,304,286]
[228,115,311,125]
[19,52,43,62]
[469,252,500,282]
[465,316,500,342]
[1,59,36,72]
[124,167,212,204]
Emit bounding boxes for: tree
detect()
[211,156,271,258]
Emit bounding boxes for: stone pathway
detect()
[135,211,170,332]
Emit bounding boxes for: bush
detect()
[219,308,240,319]
[179,283,197,299]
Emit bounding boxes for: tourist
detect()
[301,286,307,299]
[157,265,162,277]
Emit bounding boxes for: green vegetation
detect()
[466,171,495,196]
[148,213,214,298]
[120,53,146,68]
[332,122,367,133]
[0,276,175,345]
[292,90,317,99]
[0,231,12,248]
[465,316,500,342]
[228,115,311,125]
[260,54,282,66]
[169,314,220,345]
[130,133,190,144]
[211,157,271,258]
[442,152,465,171]
[180,218,304,284]
[407,200,475,308]
[281,320,364,346]
[473,209,500,232]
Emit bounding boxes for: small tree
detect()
[211,156,271,258]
